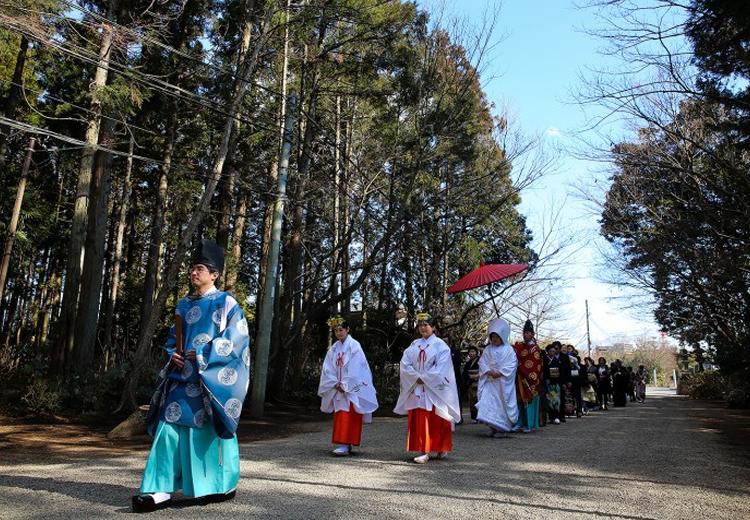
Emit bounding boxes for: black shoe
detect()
[202,490,236,504]
[132,495,172,513]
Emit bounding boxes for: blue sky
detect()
[421,0,666,347]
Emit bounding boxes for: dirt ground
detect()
[2,393,750,519]
[0,401,329,461]
[2,395,750,463]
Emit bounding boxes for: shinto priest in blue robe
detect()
[139,251,251,498]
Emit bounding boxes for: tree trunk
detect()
[215,165,236,252]
[101,137,134,361]
[0,137,35,303]
[332,95,341,311]
[225,187,248,292]
[256,0,290,324]
[56,0,118,375]
[140,113,175,336]
[73,119,115,372]
[249,92,297,417]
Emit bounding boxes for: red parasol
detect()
[446,263,528,294]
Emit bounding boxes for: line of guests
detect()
[461,336,648,424]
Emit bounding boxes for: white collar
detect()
[334,335,351,350]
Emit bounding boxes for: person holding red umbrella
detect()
[512,320,543,432]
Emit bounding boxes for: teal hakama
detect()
[140,421,239,497]
[514,394,540,431]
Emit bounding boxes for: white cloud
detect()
[545,127,562,137]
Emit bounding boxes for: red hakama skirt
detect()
[406,408,452,453]
[332,403,363,446]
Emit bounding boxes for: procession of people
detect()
[132,238,647,512]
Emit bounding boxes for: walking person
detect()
[133,240,251,513]
[569,352,584,418]
[318,316,379,456]
[462,347,481,422]
[512,320,543,432]
[543,342,570,424]
[612,360,629,407]
[445,334,464,425]
[634,365,647,403]
[626,366,637,402]
[476,318,519,438]
[394,313,461,464]
[596,357,611,410]
[582,357,599,412]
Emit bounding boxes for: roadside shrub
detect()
[726,373,750,409]
[726,386,750,409]
[21,379,62,415]
[680,371,725,400]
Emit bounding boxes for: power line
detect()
[0,15,283,136]
[0,116,162,163]
[0,78,160,138]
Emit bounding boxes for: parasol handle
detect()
[490,289,500,317]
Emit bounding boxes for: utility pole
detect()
[249,92,297,418]
[585,299,592,358]
[0,136,35,302]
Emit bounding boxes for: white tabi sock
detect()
[147,492,171,504]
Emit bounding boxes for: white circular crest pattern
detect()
[185,306,202,325]
[242,347,251,367]
[212,309,222,326]
[193,409,206,427]
[165,402,182,423]
[218,367,238,386]
[185,383,202,397]
[236,318,249,336]
[224,398,242,420]
[192,333,212,348]
[214,339,233,357]
[181,360,194,378]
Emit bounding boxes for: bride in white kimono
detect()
[318,316,378,456]
[476,318,519,437]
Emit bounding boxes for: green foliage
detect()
[599,0,750,379]
[21,379,62,415]
[0,0,537,407]
[680,371,726,400]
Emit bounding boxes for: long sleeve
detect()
[199,295,252,438]
[318,348,338,396]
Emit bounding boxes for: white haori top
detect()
[318,335,378,421]
[393,334,461,423]
[476,318,519,432]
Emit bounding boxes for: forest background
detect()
[0,0,748,418]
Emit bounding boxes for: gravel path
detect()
[2,393,749,519]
